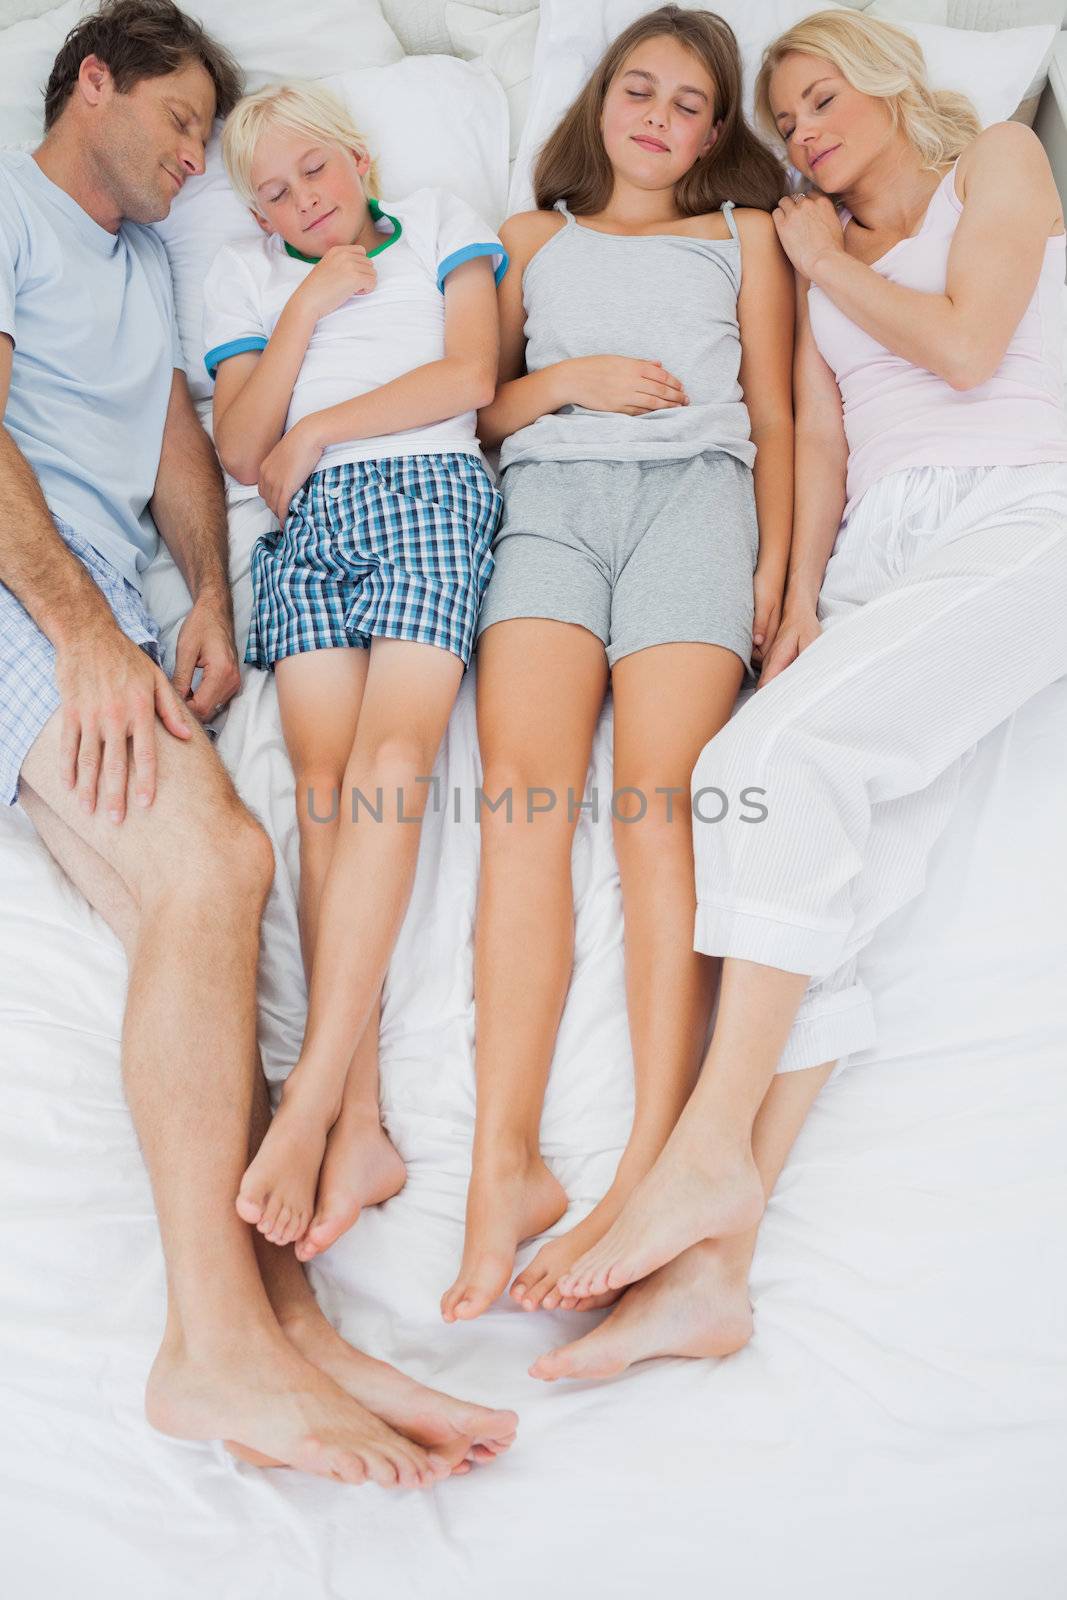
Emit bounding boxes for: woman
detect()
[532,8,1067,1380]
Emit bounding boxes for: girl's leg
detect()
[440,618,610,1322]
[238,637,466,1244]
[511,640,745,1311]
[531,1055,835,1380]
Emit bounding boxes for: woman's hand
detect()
[756,603,822,688]
[771,192,845,280]
[751,562,785,669]
[294,243,378,321]
[258,418,324,522]
[565,355,689,415]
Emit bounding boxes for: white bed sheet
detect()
[1,487,1065,1598]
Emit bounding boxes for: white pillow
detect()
[509,0,1057,213]
[0,0,403,146]
[153,55,509,402]
[446,2,539,161]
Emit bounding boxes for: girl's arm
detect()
[735,209,795,666]
[758,273,848,687]
[476,211,689,449]
[775,122,1062,391]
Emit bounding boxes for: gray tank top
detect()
[498,197,755,473]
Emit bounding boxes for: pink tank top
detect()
[808,159,1067,517]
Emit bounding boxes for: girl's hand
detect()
[258,419,324,522]
[771,192,845,280]
[294,244,378,321]
[751,563,785,669]
[565,355,689,415]
[756,604,822,689]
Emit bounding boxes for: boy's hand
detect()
[258,418,324,523]
[294,244,378,320]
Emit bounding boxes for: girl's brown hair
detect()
[533,5,785,217]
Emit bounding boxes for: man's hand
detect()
[171,589,242,722]
[53,623,193,823]
[258,417,324,523]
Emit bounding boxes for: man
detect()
[0,0,516,1484]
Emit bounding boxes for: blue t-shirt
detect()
[0,150,181,589]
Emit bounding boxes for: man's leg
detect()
[19,776,518,1465]
[19,705,463,1488]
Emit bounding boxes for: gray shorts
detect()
[474,451,758,679]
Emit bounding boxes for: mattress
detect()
[1,487,1065,1598]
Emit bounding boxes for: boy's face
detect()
[249,126,371,251]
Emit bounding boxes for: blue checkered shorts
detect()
[0,516,162,806]
[245,452,501,672]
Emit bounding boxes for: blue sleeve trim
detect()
[204,335,268,379]
[436,243,509,293]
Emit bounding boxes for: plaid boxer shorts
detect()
[0,516,162,807]
[245,451,502,672]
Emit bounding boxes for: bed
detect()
[2,2,1066,1596]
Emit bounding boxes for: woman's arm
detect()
[758,274,848,687]
[735,209,795,665]
[775,122,1063,391]
[256,255,499,521]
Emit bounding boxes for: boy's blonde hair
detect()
[754,10,981,176]
[221,80,382,211]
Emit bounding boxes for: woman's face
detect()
[249,125,371,252]
[768,51,894,190]
[600,35,719,192]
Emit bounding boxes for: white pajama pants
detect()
[690,461,1067,1077]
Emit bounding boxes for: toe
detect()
[235,1188,264,1225]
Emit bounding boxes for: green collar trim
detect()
[284,198,402,266]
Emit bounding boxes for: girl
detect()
[534,9,1067,1382]
[202,83,507,1257]
[441,6,795,1323]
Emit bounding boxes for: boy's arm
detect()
[211,291,318,485]
[256,256,499,521]
[149,368,241,720]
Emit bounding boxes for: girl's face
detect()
[600,35,720,192]
[768,51,894,191]
[249,124,371,252]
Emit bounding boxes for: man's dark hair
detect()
[43,0,243,132]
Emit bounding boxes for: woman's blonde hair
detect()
[754,9,981,176]
[221,80,381,211]
[534,4,785,217]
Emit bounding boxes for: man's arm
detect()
[149,368,240,721]
[0,334,191,819]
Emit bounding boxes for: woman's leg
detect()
[559,467,1067,1299]
[257,648,403,1260]
[531,1056,836,1379]
[511,640,746,1311]
[440,618,610,1322]
[238,637,466,1244]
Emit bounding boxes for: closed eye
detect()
[625,89,699,115]
[306,164,324,175]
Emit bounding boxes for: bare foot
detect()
[441,1153,568,1323]
[283,1309,518,1469]
[509,1157,652,1313]
[235,1073,337,1248]
[146,1329,459,1488]
[530,1239,754,1382]
[294,1111,407,1263]
[556,1128,764,1300]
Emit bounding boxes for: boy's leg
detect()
[532,1056,836,1380]
[19,705,455,1486]
[510,640,745,1312]
[441,618,608,1323]
[271,649,403,1259]
[237,637,467,1245]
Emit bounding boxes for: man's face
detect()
[84,56,216,223]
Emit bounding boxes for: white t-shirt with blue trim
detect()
[202,186,507,471]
